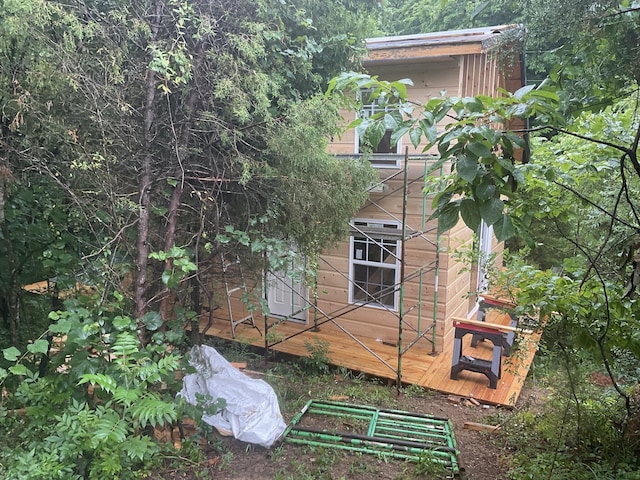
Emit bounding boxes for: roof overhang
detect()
[364,25,521,66]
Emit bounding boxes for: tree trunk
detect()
[0,166,10,225]
[158,44,204,325]
[158,181,183,324]
[135,0,163,342]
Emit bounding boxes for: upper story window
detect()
[356,89,402,169]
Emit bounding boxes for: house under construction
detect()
[199,25,539,407]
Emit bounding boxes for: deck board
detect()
[198,310,541,407]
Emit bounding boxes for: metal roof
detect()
[364,25,521,64]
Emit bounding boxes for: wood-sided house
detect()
[203,25,531,404]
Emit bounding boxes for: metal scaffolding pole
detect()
[396,148,410,391]
[212,154,443,386]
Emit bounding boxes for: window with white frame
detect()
[349,220,400,309]
[357,89,401,168]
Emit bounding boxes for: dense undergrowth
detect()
[495,348,640,480]
[1,293,639,479]
[0,295,193,479]
[0,295,437,479]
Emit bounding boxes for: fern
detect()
[78,373,117,394]
[1,301,184,479]
[124,435,159,461]
[93,409,129,443]
[130,393,178,428]
[111,331,139,367]
[135,360,161,384]
[112,385,141,406]
[157,354,180,374]
[89,447,123,479]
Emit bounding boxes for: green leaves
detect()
[466,140,493,159]
[456,154,478,182]
[420,119,439,145]
[409,126,423,148]
[2,341,48,379]
[460,198,481,232]
[8,364,30,376]
[111,331,139,360]
[3,346,21,362]
[79,373,118,394]
[93,410,128,443]
[130,394,178,429]
[330,71,567,241]
[475,178,496,201]
[141,311,162,332]
[436,201,461,234]
[493,214,515,242]
[478,197,504,226]
[364,119,388,150]
[27,339,49,355]
[124,436,157,462]
[150,247,197,289]
[30,311,183,475]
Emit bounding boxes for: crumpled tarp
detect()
[178,345,286,448]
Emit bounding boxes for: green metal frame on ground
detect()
[282,399,460,477]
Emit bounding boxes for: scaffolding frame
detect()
[282,399,460,475]
[254,152,443,389]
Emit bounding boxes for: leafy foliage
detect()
[301,337,332,375]
[1,0,380,340]
[344,9,640,473]
[257,0,379,100]
[328,71,561,240]
[379,0,519,36]
[382,1,640,112]
[500,378,640,479]
[509,96,640,264]
[0,300,189,479]
[516,0,640,109]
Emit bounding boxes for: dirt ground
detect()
[151,368,547,480]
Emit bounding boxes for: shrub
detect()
[0,298,197,479]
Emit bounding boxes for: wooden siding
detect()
[212,27,523,358]
[312,159,441,348]
[460,53,499,97]
[328,59,460,157]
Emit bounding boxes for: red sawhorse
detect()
[450,318,513,389]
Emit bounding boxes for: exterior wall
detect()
[460,53,500,96]
[315,160,439,346]
[328,58,460,157]
[322,49,520,352]
[213,30,523,355]
[437,223,475,348]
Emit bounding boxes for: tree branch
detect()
[552,180,639,232]
[523,125,634,157]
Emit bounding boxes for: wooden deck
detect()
[198,310,541,408]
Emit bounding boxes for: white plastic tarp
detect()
[178,345,286,448]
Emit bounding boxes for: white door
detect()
[267,255,308,323]
[476,221,493,294]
